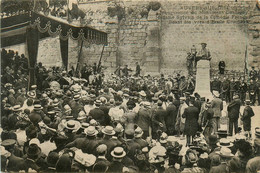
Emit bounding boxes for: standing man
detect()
[218,60,225,74]
[186,52,194,76]
[248,79,257,105]
[211,91,223,134]
[239,77,247,105]
[221,77,230,102]
[249,66,258,81]
[135,62,141,77]
[227,94,242,136]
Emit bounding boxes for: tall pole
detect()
[76,40,84,72]
[97,44,105,72]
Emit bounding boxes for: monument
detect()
[194,43,212,98]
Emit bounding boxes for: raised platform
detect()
[194,60,213,99]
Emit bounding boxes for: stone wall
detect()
[3,0,260,75]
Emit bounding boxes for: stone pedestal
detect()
[194,60,212,98]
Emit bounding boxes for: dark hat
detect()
[255,127,260,138]
[47,152,59,167]
[26,144,41,157]
[29,112,42,124]
[209,134,218,145]
[201,43,207,45]
[2,139,16,147]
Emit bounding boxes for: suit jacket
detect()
[209,163,229,173]
[211,97,223,118]
[108,161,124,173]
[182,105,199,136]
[136,108,152,131]
[7,154,26,172]
[125,139,141,160]
[227,99,241,120]
[93,157,110,172]
[165,103,177,127]
[153,107,167,132]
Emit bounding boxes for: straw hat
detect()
[64,120,81,132]
[84,126,98,136]
[102,126,115,136]
[216,147,234,158]
[217,138,233,148]
[111,147,126,158]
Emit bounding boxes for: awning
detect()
[1,12,108,47]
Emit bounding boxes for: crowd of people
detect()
[1,48,260,172]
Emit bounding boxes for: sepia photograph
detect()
[1,0,260,172]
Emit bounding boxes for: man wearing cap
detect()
[241,100,255,138]
[166,96,177,135]
[211,76,221,93]
[227,95,242,136]
[93,144,110,172]
[69,94,84,119]
[65,126,99,154]
[108,147,126,172]
[218,60,225,74]
[153,100,167,139]
[99,126,118,159]
[246,138,260,172]
[209,147,234,173]
[136,101,152,139]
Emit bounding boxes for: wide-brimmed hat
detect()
[34,104,43,110]
[73,94,81,100]
[81,122,90,129]
[233,95,239,99]
[1,139,16,147]
[31,85,37,89]
[84,126,98,136]
[12,105,22,112]
[26,144,41,157]
[134,127,143,138]
[245,100,251,105]
[27,91,36,98]
[216,147,234,158]
[64,120,81,132]
[52,99,59,106]
[64,105,71,113]
[217,138,233,148]
[139,90,146,97]
[111,147,126,158]
[102,126,115,136]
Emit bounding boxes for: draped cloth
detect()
[60,38,69,70]
[26,27,39,88]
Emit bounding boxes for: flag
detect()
[244,45,249,83]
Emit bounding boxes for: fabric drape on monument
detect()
[26,27,39,88]
[60,38,69,70]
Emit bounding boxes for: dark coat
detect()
[6,154,26,172]
[210,163,229,173]
[241,105,254,131]
[182,105,199,136]
[153,107,167,132]
[165,103,177,130]
[107,161,124,173]
[93,158,110,172]
[227,99,241,120]
[125,139,141,160]
[136,108,152,132]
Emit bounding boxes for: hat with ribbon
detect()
[84,126,98,136]
[111,147,126,158]
[64,120,81,132]
[12,105,22,112]
[216,147,234,158]
[217,138,233,148]
[102,126,115,136]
